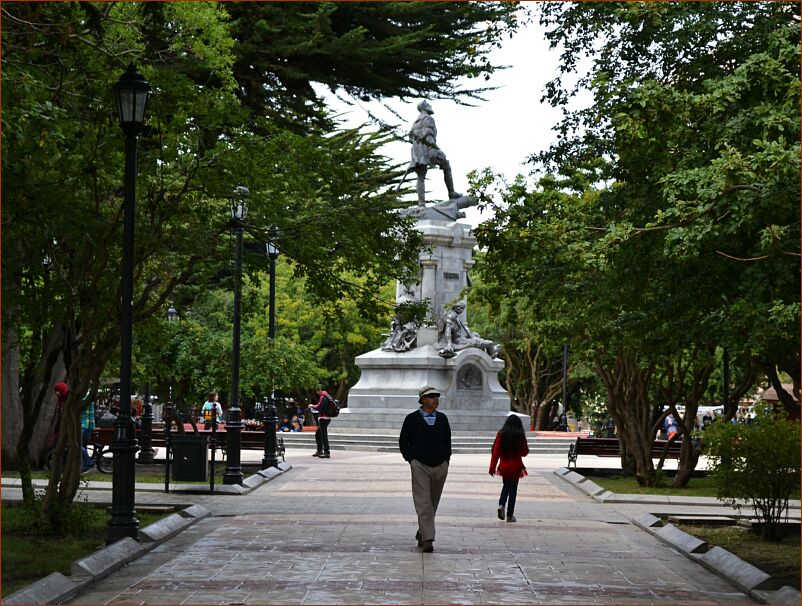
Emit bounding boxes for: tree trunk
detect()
[671,437,700,487]
[2,320,23,468]
[764,362,800,417]
[595,351,656,485]
[8,316,66,502]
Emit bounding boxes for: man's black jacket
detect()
[399,409,452,467]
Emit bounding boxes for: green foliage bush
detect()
[704,403,801,540]
[395,298,431,326]
[5,490,105,537]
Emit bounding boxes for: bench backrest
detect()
[575,436,683,457]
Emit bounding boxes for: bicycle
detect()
[93,443,114,473]
[43,443,109,473]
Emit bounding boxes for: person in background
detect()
[311,387,335,458]
[201,391,224,429]
[278,415,292,432]
[489,415,529,523]
[98,405,118,428]
[290,418,302,432]
[295,402,306,427]
[80,393,96,474]
[54,382,68,415]
[664,413,679,440]
[398,385,452,553]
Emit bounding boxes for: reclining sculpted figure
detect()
[437,301,498,359]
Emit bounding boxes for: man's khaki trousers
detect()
[410,459,449,543]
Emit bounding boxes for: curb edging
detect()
[553,467,801,605]
[3,463,291,604]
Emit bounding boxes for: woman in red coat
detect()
[489,414,529,522]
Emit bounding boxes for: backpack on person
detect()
[324,394,341,417]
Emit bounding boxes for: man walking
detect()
[399,385,452,553]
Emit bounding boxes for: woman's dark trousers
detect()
[499,478,519,516]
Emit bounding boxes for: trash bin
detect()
[171,435,209,481]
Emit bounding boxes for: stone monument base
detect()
[336,344,529,432]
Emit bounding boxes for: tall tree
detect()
[473,2,799,485]
[2,1,523,514]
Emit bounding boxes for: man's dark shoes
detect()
[415,530,422,547]
[421,540,434,553]
[320,453,330,458]
[497,506,504,520]
[312,451,323,457]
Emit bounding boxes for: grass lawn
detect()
[589,474,718,496]
[1,505,169,598]
[676,524,800,590]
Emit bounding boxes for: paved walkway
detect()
[33,448,754,605]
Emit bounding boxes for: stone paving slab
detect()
[61,451,755,605]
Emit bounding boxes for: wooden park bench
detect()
[567,436,683,468]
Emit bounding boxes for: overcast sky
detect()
[320,15,586,226]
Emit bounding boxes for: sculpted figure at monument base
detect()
[437,301,499,359]
[382,316,418,353]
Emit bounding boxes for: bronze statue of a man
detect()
[408,100,461,206]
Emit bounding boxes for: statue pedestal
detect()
[341,211,527,433]
[335,345,529,432]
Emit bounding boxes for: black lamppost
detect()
[108,63,150,544]
[262,228,281,468]
[138,381,156,464]
[266,228,279,340]
[224,186,248,485]
[263,393,279,468]
[164,373,175,493]
[559,344,569,431]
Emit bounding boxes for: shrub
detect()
[584,394,608,436]
[704,403,801,540]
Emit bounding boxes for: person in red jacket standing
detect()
[489,415,529,523]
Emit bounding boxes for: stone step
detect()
[289,431,577,442]
[276,431,573,454]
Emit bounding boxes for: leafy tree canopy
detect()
[471,2,799,483]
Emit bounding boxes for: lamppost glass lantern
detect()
[266,225,280,259]
[115,64,150,132]
[166,305,178,322]
[229,185,249,221]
